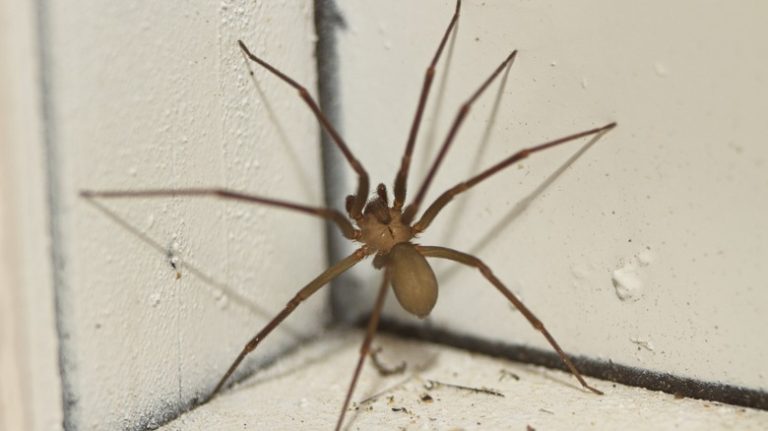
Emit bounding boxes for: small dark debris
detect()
[391,407,410,414]
[420,393,434,403]
[425,379,504,397]
[370,347,407,376]
[499,369,520,382]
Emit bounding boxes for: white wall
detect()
[42,1,325,429]
[336,0,768,392]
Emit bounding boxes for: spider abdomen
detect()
[387,242,438,318]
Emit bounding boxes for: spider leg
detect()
[416,245,603,395]
[393,0,461,210]
[402,49,518,224]
[237,40,369,219]
[413,123,616,232]
[205,247,367,403]
[80,188,359,239]
[335,272,390,431]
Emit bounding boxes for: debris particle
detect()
[499,369,520,382]
[371,346,407,376]
[630,336,656,352]
[425,379,504,397]
[612,262,644,301]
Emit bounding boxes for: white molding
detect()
[0,1,64,430]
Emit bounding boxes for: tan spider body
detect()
[356,185,437,318]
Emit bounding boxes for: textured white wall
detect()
[336,0,768,392]
[50,1,325,429]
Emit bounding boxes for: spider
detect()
[81,1,616,429]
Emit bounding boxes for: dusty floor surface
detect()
[159,329,768,430]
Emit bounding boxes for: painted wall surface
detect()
[335,0,768,392]
[50,1,325,429]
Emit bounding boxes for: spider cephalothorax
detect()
[355,184,416,256]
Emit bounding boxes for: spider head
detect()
[357,183,415,254]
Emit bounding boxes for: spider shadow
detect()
[535,367,593,394]
[81,196,305,339]
[438,48,516,249]
[417,12,460,177]
[239,48,319,203]
[227,328,359,395]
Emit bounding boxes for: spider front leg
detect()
[205,247,367,403]
[237,40,369,219]
[402,49,518,224]
[413,123,617,232]
[80,188,359,239]
[393,0,461,210]
[417,245,603,395]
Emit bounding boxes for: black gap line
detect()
[34,0,79,429]
[314,0,366,324]
[376,317,768,411]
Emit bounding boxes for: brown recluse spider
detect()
[80,1,616,429]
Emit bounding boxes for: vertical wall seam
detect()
[33,0,76,429]
[313,0,363,323]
